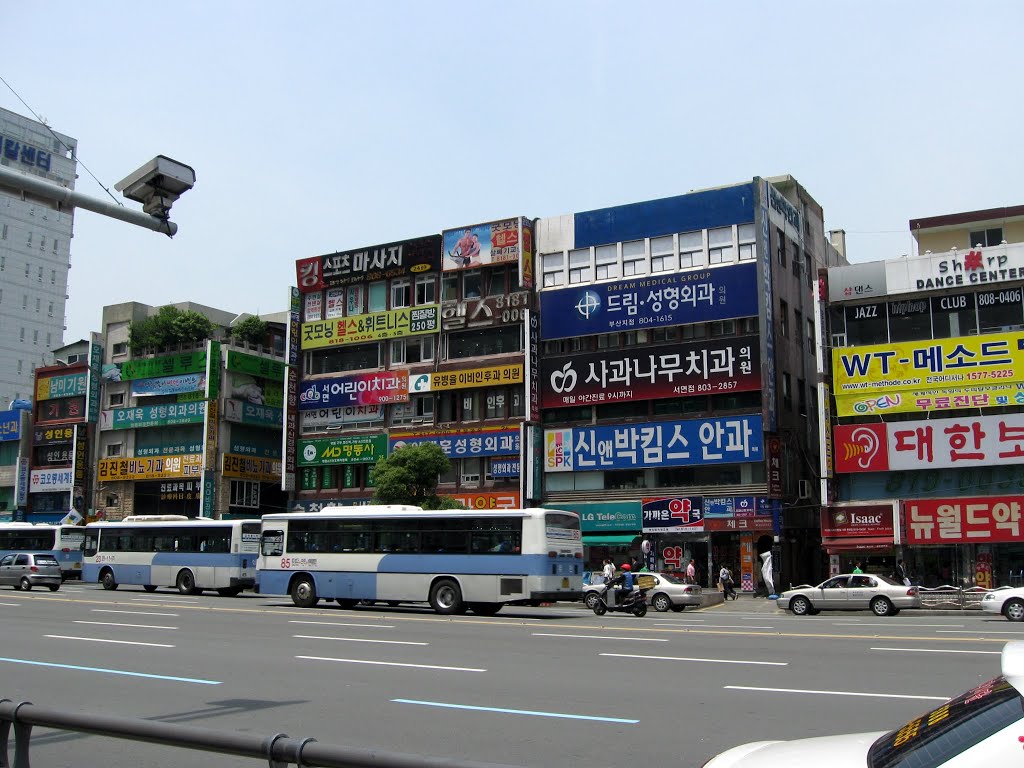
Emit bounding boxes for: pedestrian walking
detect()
[894,559,910,586]
[852,562,864,574]
[602,559,615,582]
[685,559,696,585]
[719,565,737,600]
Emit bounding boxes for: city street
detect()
[1,584,1018,767]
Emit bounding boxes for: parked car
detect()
[981,586,1024,621]
[702,640,1024,767]
[0,552,62,591]
[776,573,920,616]
[583,572,701,612]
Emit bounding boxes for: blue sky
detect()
[4,1,1022,343]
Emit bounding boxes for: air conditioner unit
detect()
[798,479,812,499]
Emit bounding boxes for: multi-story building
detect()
[0,404,31,518]
[93,302,286,521]
[0,107,77,406]
[823,205,1024,588]
[289,220,535,512]
[535,177,844,591]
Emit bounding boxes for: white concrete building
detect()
[0,107,77,406]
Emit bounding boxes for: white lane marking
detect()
[726,685,947,701]
[871,647,1001,655]
[289,621,395,629]
[293,635,427,646]
[0,602,19,607]
[834,622,965,628]
[532,633,668,642]
[392,699,638,723]
[938,629,1024,635]
[130,598,199,603]
[92,609,179,617]
[74,621,178,630]
[662,624,776,630]
[45,635,174,648]
[602,653,786,666]
[297,655,483,672]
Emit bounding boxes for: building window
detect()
[569,248,590,284]
[47,301,53,317]
[106,444,123,458]
[46,332,51,347]
[17,360,22,374]
[779,300,789,337]
[806,318,815,349]
[415,276,435,305]
[446,325,522,359]
[462,392,481,421]
[391,336,434,364]
[791,243,801,276]
[368,281,386,312]
[391,278,411,308]
[37,266,43,282]
[112,342,128,356]
[1,225,6,240]
[678,230,703,268]
[708,227,734,264]
[392,394,434,425]
[622,240,646,276]
[109,392,125,407]
[797,378,807,415]
[53,239,59,253]
[463,270,482,299]
[346,285,364,315]
[932,293,977,339]
[776,228,786,267]
[50,269,56,285]
[541,253,564,287]
[969,228,1003,247]
[35,298,40,313]
[24,262,29,278]
[782,373,792,410]
[487,268,507,297]
[738,223,756,261]
[485,389,505,419]
[651,236,676,272]
[709,320,735,337]
[307,342,382,374]
[442,273,458,301]
[461,458,482,484]
[680,323,707,340]
[510,389,525,418]
[794,310,803,348]
[595,244,619,280]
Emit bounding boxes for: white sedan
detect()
[981,586,1024,621]
[702,640,1024,767]
[776,573,921,616]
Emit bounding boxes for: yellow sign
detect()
[301,305,439,350]
[836,382,1024,416]
[832,331,1024,395]
[98,454,203,482]
[222,453,281,482]
[410,364,523,393]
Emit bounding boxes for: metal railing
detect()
[0,699,524,768]
[917,584,998,610]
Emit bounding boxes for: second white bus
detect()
[256,505,583,614]
[82,516,260,595]
[0,522,85,580]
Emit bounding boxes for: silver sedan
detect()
[776,573,920,617]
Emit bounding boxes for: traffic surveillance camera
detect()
[115,156,196,220]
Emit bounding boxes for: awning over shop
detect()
[583,535,639,546]
[822,536,895,553]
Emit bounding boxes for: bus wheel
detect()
[101,570,118,591]
[216,587,242,597]
[335,598,357,609]
[429,579,463,615]
[291,576,319,608]
[143,585,158,592]
[176,570,198,595]
[468,602,502,616]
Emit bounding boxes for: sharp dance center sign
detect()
[541,337,759,408]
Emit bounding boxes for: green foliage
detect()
[231,316,269,345]
[370,443,464,510]
[128,306,215,353]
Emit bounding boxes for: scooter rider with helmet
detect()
[610,563,634,606]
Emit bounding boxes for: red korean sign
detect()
[834,414,1024,473]
[904,497,1024,544]
[540,337,760,408]
[820,505,895,538]
[704,517,772,532]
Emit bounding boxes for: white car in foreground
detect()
[981,586,1024,621]
[702,640,1024,767]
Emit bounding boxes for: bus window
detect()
[261,530,284,557]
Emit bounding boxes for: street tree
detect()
[370,443,464,510]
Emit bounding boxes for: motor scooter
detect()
[592,581,648,617]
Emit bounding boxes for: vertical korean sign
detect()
[755,178,778,433]
[87,332,103,423]
[72,423,89,516]
[282,287,300,492]
[200,340,221,517]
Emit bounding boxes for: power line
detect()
[0,74,123,207]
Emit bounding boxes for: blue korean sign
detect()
[389,428,520,458]
[641,497,704,532]
[0,410,21,441]
[539,262,758,341]
[545,415,763,472]
[490,458,520,477]
[702,496,774,517]
[131,373,206,397]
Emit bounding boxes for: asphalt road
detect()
[1,584,1020,768]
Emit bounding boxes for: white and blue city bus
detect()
[0,522,85,580]
[256,505,583,614]
[82,515,261,595]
